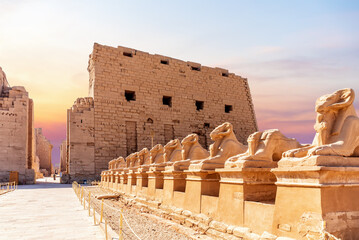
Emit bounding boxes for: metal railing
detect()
[72,181,141,240]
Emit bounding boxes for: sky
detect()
[1,0,359,166]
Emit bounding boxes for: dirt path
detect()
[85,186,211,240]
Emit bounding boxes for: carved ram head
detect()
[315,88,354,113]
[210,122,233,141]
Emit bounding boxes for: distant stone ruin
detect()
[35,128,53,177]
[0,67,36,184]
[64,43,258,183]
[59,140,67,173]
[0,67,52,183]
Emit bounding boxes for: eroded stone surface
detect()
[170,134,210,171]
[35,128,53,176]
[66,97,95,182]
[189,122,248,170]
[66,43,258,181]
[225,129,304,169]
[0,67,36,184]
[283,88,359,159]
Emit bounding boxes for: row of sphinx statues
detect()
[107,88,359,172]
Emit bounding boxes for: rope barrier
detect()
[73,182,344,240]
[121,212,142,240]
[72,182,142,240]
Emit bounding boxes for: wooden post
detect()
[119,208,123,240]
[88,192,91,216]
[105,219,108,240]
[93,207,96,225]
[100,199,104,223]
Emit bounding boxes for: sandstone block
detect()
[233,226,251,238]
[193,213,212,225]
[209,220,228,233]
[182,210,192,217]
[260,231,277,240]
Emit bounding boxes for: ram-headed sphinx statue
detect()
[283,88,359,158]
[160,139,183,166]
[146,144,164,170]
[170,134,210,171]
[189,122,248,170]
[225,129,305,168]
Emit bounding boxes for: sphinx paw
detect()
[308,146,331,156]
[283,150,296,157]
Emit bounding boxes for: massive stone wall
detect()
[66,97,95,182]
[66,43,257,182]
[0,84,35,184]
[35,128,53,177]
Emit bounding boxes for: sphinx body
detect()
[124,152,138,173]
[138,148,151,165]
[147,140,182,169]
[162,139,183,166]
[129,153,141,171]
[171,134,210,171]
[148,144,166,171]
[225,129,304,168]
[133,148,151,172]
[104,156,126,184]
[114,157,126,170]
[108,159,115,170]
[189,122,248,170]
[108,157,125,170]
[283,88,359,158]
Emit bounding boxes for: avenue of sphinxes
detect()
[2,3,359,240]
[101,87,359,239]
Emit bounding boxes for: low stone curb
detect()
[116,192,296,240]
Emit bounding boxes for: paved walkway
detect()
[0,178,104,240]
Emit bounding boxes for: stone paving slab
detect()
[0,179,104,240]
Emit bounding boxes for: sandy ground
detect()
[84,186,210,240]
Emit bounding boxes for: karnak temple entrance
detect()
[2,41,359,239]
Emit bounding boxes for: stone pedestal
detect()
[119,172,127,193]
[103,172,109,189]
[109,171,114,189]
[114,172,119,192]
[136,167,149,197]
[216,163,277,229]
[100,174,104,186]
[162,169,187,207]
[127,170,137,195]
[103,172,108,189]
[184,170,220,214]
[272,156,359,240]
[147,170,164,201]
